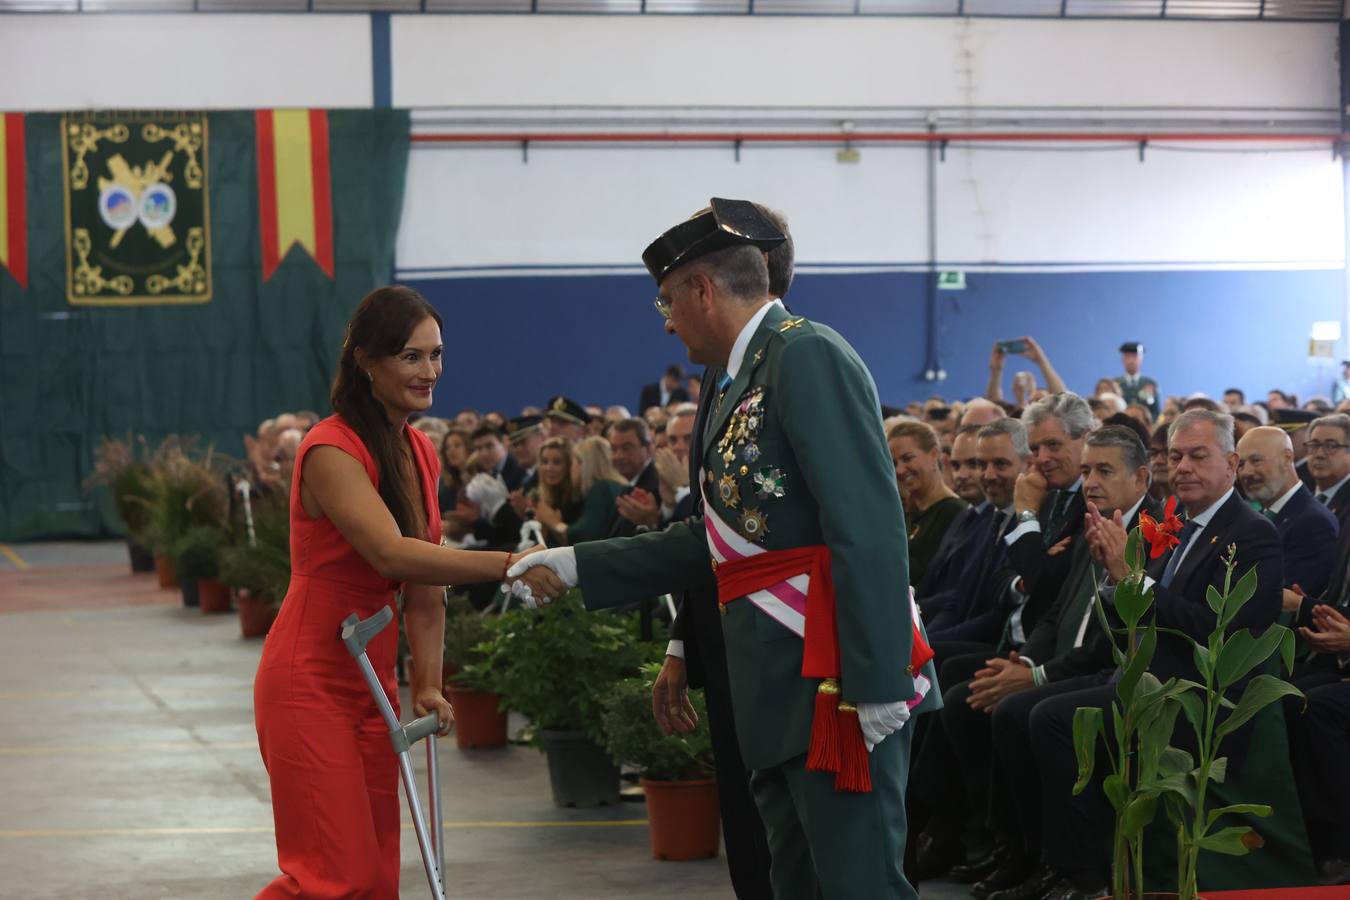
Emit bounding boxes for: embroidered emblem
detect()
[752,349,764,366]
[779,317,805,332]
[718,474,741,509]
[742,442,761,464]
[754,468,786,499]
[739,508,769,542]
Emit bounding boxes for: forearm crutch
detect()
[340,606,446,900]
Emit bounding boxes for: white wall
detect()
[395,143,1344,272]
[391,16,1336,110]
[0,14,372,110]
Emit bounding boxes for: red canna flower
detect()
[1140,496,1183,559]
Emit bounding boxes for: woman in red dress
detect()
[253,286,560,899]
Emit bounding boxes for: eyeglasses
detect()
[653,296,672,320]
[1305,441,1349,455]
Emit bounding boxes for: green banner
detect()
[0,109,410,542]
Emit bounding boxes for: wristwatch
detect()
[1016,509,1039,525]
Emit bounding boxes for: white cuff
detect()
[1032,665,1048,686]
[666,640,685,660]
[1005,520,1040,545]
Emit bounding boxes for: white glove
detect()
[505,547,579,609]
[464,473,509,519]
[857,701,911,753]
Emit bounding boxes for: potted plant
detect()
[602,662,719,861]
[1074,519,1302,900]
[476,591,647,807]
[174,525,232,614]
[219,492,290,638]
[443,593,508,750]
[141,438,229,600]
[86,434,155,573]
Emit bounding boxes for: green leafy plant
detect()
[173,525,225,581]
[444,593,500,694]
[85,434,154,542]
[139,438,230,555]
[1074,527,1302,900]
[470,591,647,746]
[601,662,713,782]
[218,492,290,605]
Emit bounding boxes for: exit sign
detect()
[937,271,966,290]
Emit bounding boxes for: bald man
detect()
[960,397,1005,429]
[1239,425,1339,596]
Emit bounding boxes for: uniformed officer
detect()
[508,199,940,900]
[1115,341,1160,419]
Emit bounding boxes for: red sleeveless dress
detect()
[254,415,442,899]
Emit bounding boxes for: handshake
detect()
[505,546,578,608]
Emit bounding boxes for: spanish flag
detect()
[255,109,333,282]
[0,113,26,290]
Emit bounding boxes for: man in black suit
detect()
[917,424,992,619]
[1305,414,1350,529]
[1000,408,1282,900]
[606,418,661,539]
[638,364,690,415]
[962,427,1158,895]
[1239,425,1339,597]
[1000,393,1096,643]
[648,201,795,900]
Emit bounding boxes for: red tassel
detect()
[833,703,873,793]
[806,679,842,773]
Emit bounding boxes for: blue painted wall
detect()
[406,267,1345,416]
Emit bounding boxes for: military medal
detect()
[742,443,761,464]
[754,468,785,499]
[718,474,741,509]
[739,508,769,542]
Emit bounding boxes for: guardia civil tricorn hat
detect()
[642,198,786,284]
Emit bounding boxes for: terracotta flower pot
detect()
[640,777,721,861]
[446,688,508,750]
[236,589,278,638]
[197,578,232,614]
[154,553,179,590]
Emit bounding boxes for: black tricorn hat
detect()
[1119,342,1143,354]
[642,198,786,285]
[544,396,592,426]
[504,414,544,443]
[1271,407,1318,430]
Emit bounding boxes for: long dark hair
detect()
[332,285,443,538]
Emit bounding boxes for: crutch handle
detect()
[404,714,443,745]
[340,606,394,658]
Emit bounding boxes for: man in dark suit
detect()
[1000,393,1096,642]
[1001,408,1282,900]
[638,364,690,415]
[959,427,1159,895]
[1305,414,1350,530]
[1239,425,1339,597]
[606,418,662,539]
[917,424,989,610]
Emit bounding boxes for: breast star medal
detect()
[739,508,769,542]
[718,474,741,510]
[753,468,786,500]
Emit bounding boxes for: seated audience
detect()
[889,420,968,586]
[536,436,626,544]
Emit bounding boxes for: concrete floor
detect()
[0,541,971,899]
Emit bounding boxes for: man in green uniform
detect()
[508,198,940,899]
[1114,341,1159,420]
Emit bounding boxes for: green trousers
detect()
[750,725,917,900]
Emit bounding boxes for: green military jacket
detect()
[576,302,940,771]
[1116,374,1159,416]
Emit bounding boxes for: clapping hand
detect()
[1299,604,1350,655]
[616,488,661,530]
[1084,501,1129,584]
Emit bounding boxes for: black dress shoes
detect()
[913,830,965,881]
[971,854,1036,899]
[1040,878,1109,900]
[983,864,1061,900]
[950,841,1012,884]
[1318,858,1350,886]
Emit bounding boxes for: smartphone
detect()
[997,339,1029,355]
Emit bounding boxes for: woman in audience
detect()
[888,421,967,586]
[532,437,581,545]
[537,435,627,544]
[437,426,471,515]
[1093,377,1118,398]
